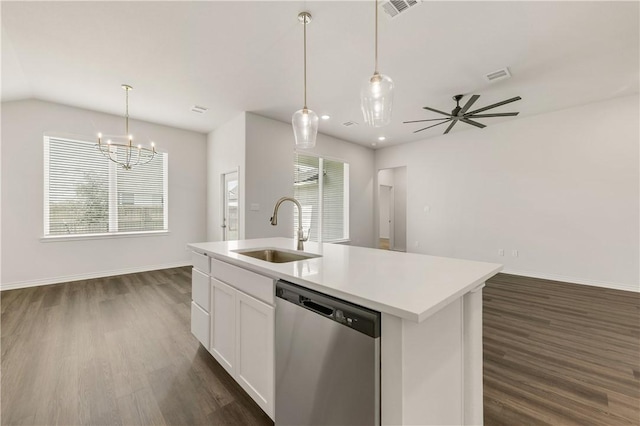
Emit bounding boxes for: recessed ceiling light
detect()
[371,142,377,147]
[378,136,386,141]
[321,115,330,120]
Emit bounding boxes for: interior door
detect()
[222,171,239,241]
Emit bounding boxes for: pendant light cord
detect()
[374,0,378,74]
[303,17,307,109]
[125,87,130,136]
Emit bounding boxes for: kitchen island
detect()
[187,237,502,425]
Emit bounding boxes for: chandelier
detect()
[97,84,156,170]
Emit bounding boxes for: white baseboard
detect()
[0,261,192,291]
[501,268,639,293]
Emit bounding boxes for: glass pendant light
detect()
[292,12,318,149]
[361,0,394,127]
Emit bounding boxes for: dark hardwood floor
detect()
[484,273,640,425]
[1,269,638,425]
[1,267,272,426]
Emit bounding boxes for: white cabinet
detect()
[191,252,275,420]
[235,290,275,417]
[191,301,210,348]
[211,278,236,375]
[192,269,210,311]
[191,251,211,348]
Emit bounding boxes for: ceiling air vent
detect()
[381,0,421,19]
[191,105,209,114]
[484,67,511,83]
[342,121,359,127]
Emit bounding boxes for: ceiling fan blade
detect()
[466,112,519,118]
[403,118,450,124]
[458,94,480,115]
[422,106,453,116]
[443,119,458,134]
[413,119,452,133]
[460,118,486,129]
[466,96,522,115]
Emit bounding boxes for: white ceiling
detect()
[2,1,638,148]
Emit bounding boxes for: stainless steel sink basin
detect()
[233,248,321,263]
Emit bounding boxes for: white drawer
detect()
[191,251,210,274]
[210,258,274,305]
[191,301,210,348]
[192,268,210,312]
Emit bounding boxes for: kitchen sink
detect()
[233,248,321,263]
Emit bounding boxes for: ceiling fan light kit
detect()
[96,84,156,170]
[292,11,318,149]
[404,94,522,135]
[361,0,394,127]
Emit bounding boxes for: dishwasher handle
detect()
[301,297,334,317]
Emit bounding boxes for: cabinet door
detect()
[211,278,236,375]
[235,291,275,418]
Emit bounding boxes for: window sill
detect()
[40,230,170,242]
[324,239,351,245]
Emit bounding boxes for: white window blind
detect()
[44,136,168,237]
[294,153,349,243]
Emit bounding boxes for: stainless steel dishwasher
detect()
[275,280,381,426]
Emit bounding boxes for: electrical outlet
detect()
[498,249,504,256]
[512,249,518,257]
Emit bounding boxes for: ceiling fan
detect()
[404,94,522,134]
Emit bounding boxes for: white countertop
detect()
[187,238,502,323]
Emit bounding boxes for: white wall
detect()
[1,99,207,289]
[379,185,391,239]
[376,95,639,292]
[206,112,246,241]
[244,113,375,247]
[392,166,407,252]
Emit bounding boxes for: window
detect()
[44,136,168,237]
[294,153,349,243]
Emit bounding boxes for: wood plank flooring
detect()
[484,273,640,425]
[1,269,638,425]
[1,267,272,426]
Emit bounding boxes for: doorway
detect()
[379,185,393,250]
[222,170,239,241]
[378,167,407,251]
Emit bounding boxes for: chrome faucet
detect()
[270,197,308,250]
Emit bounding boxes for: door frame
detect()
[379,184,394,250]
[221,168,240,241]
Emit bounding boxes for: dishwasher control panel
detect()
[276,280,380,338]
